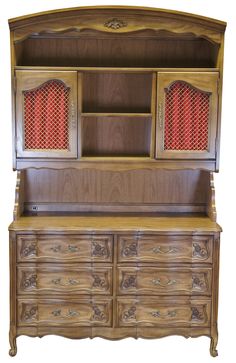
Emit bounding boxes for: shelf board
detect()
[15,66,220,72]
[81,112,152,118]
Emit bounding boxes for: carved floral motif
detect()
[191,307,204,321]
[121,274,137,289]
[121,241,138,257]
[104,18,127,30]
[21,241,37,257]
[92,274,108,289]
[92,241,109,258]
[192,242,208,259]
[21,273,37,289]
[91,305,106,321]
[122,306,136,321]
[21,304,38,322]
[192,274,207,291]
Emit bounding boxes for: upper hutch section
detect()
[9,6,226,171]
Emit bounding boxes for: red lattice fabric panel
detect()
[24,80,70,150]
[164,81,209,151]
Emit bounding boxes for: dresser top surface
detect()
[9,215,221,233]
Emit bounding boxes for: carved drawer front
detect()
[118,235,213,263]
[17,235,113,262]
[118,298,211,327]
[117,267,212,296]
[17,266,112,295]
[18,298,112,327]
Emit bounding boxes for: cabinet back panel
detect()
[82,73,152,113]
[18,37,219,68]
[24,169,209,209]
[82,117,151,156]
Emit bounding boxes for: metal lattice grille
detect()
[164,81,209,151]
[23,80,70,150]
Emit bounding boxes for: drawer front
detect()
[17,235,113,262]
[118,235,213,263]
[118,298,211,327]
[18,299,112,327]
[117,267,212,295]
[17,266,112,295]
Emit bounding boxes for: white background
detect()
[0,0,235,362]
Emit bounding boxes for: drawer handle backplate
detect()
[51,309,79,318]
[151,278,177,287]
[151,310,177,319]
[51,278,80,286]
[152,246,179,254]
[50,244,79,253]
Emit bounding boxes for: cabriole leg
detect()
[9,329,17,357]
[210,335,218,357]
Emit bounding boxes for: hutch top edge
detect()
[8,5,226,43]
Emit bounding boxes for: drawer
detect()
[18,298,112,327]
[117,298,211,327]
[17,265,112,295]
[118,235,213,263]
[117,267,212,295]
[17,234,113,262]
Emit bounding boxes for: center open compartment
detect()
[81,72,155,157]
[82,116,152,157]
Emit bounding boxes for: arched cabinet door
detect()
[156,72,218,159]
[15,70,78,158]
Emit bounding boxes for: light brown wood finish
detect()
[16,234,113,262]
[117,267,212,295]
[207,172,217,222]
[17,298,112,327]
[9,216,221,233]
[17,265,112,295]
[13,171,24,221]
[118,235,213,263]
[117,297,211,327]
[8,5,225,357]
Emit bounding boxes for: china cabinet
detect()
[8,6,226,357]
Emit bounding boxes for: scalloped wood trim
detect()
[10,8,225,44]
[13,171,25,221]
[207,172,217,222]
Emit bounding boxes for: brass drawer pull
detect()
[151,278,176,287]
[50,245,79,253]
[51,309,79,318]
[152,246,178,254]
[151,310,177,318]
[51,278,80,286]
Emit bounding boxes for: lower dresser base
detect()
[9,222,220,357]
[10,326,218,358]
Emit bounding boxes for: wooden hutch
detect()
[8,6,226,357]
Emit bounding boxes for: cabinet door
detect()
[156,72,218,159]
[16,71,77,158]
